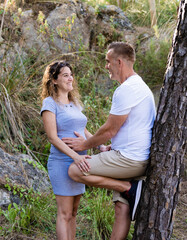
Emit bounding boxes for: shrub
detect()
[135,37,172,87]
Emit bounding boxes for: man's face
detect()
[105,49,119,81]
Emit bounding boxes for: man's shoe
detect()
[121,180,143,221]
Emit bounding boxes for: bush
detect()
[122,0,178,27]
[82,0,178,27]
[0,190,56,238]
[135,37,171,87]
[0,186,136,239]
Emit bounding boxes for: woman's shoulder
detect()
[41,96,57,115]
[43,96,56,104]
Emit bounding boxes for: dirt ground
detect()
[172,179,187,240]
[172,156,187,240]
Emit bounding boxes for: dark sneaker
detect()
[121,180,143,221]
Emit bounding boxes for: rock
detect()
[19,9,51,55]
[96,5,133,31]
[88,4,134,49]
[0,189,10,207]
[0,36,4,43]
[0,148,50,207]
[46,2,90,52]
[0,43,28,80]
[7,0,135,55]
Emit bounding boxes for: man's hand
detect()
[62,131,86,151]
[99,144,111,152]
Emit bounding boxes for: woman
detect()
[40,61,92,240]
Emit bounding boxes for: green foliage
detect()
[77,187,135,240]
[97,33,106,48]
[83,0,178,27]
[125,0,178,27]
[73,52,117,135]
[0,190,56,237]
[79,188,114,239]
[3,203,32,233]
[56,13,76,38]
[155,0,179,27]
[0,46,50,165]
[77,187,134,240]
[0,186,137,239]
[135,38,171,87]
[37,11,50,35]
[22,157,47,172]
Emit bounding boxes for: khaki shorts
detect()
[84,150,148,204]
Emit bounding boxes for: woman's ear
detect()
[52,79,57,85]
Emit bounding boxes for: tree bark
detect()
[148,0,157,26]
[133,0,187,239]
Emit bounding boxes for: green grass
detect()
[83,0,179,28]
[0,187,135,239]
[0,190,57,238]
[78,188,114,239]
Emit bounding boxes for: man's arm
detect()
[84,128,93,139]
[63,113,128,151]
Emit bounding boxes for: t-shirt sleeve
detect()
[110,85,133,115]
[40,97,56,116]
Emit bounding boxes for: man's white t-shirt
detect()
[110,74,156,161]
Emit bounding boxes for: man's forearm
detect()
[62,114,127,152]
[83,124,113,150]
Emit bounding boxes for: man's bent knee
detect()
[68,163,83,182]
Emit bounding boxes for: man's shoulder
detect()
[126,74,143,84]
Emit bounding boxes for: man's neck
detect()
[120,70,136,84]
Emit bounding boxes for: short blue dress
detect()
[41,96,87,196]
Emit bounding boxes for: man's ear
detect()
[118,58,123,67]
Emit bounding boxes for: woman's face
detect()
[53,66,73,93]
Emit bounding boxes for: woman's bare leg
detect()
[70,194,82,239]
[55,195,81,240]
[68,163,131,192]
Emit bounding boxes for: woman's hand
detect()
[74,155,91,172]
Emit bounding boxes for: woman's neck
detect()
[56,91,70,104]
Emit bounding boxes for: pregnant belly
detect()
[58,129,86,139]
[50,130,87,156]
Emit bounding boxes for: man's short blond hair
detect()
[108,42,136,63]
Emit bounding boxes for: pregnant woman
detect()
[40,61,91,240]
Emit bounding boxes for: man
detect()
[63,42,156,239]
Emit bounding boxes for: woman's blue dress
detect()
[41,96,87,196]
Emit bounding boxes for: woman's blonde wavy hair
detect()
[41,61,82,106]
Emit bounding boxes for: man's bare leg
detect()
[68,163,131,192]
[110,201,131,240]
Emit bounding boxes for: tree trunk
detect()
[148,0,157,26]
[133,0,187,239]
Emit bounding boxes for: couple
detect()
[40,42,156,240]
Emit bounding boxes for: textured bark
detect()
[133,0,187,239]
